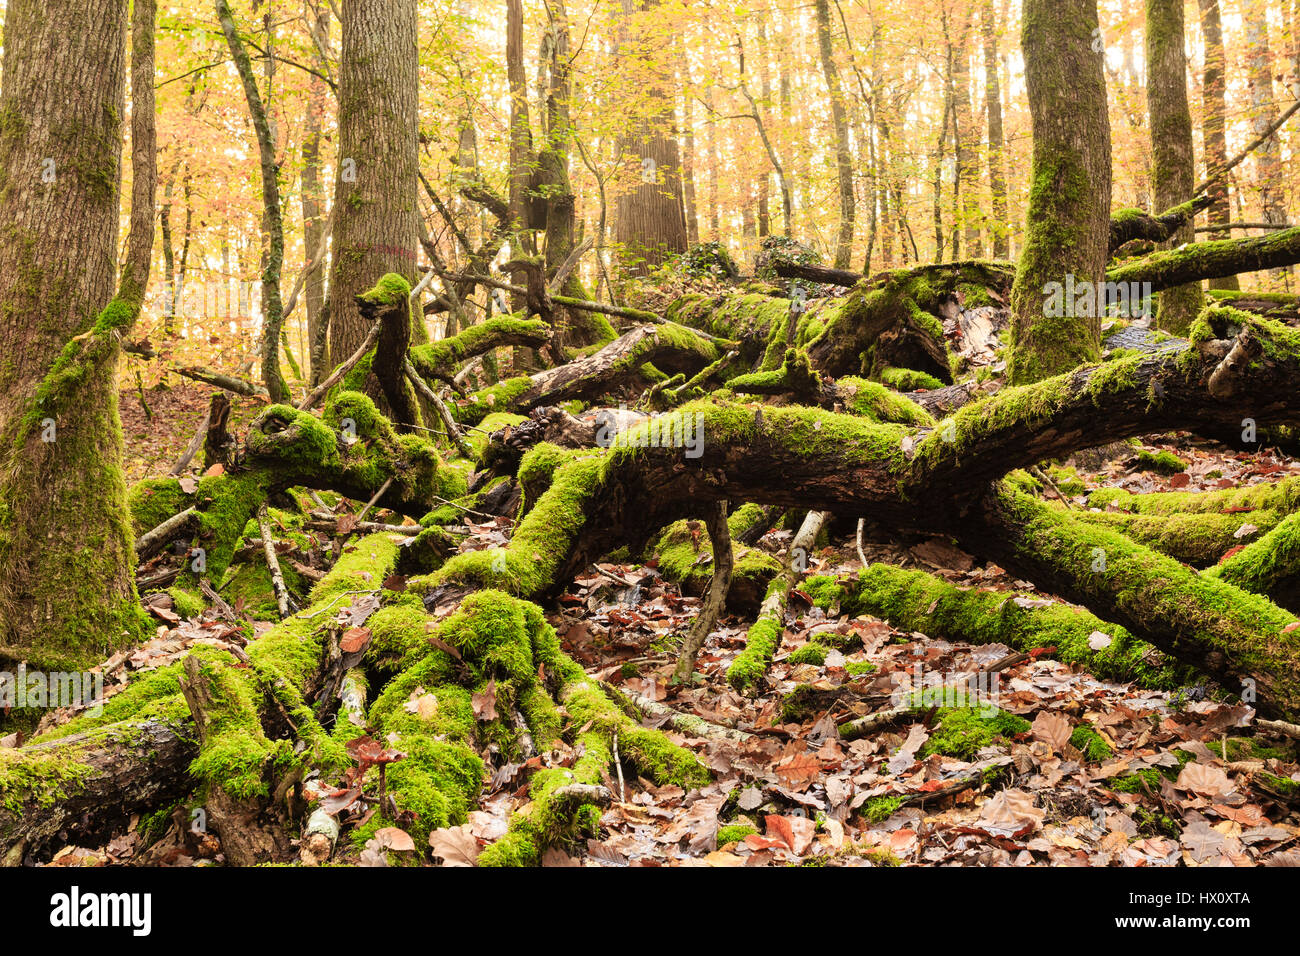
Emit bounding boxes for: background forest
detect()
[81,0,1300,402]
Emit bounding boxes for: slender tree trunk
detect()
[217,0,287,402]
[302,0,331,383]
[1244,4,1291,280]
[678,39,700,246]
[1147,0,1202,332]
[951,2,981,258]
[982,0,1008,258]
[1198,0,1237,290]
[326,0,421,363]
[705,88,720,240]
[816,0,856,269]
[1008,0,1111,384]
[0,0,155,667]
[756,20,771,239]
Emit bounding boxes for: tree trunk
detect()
[302,0,331,383]
[1197,0,1236,294]
[1146,0,1202,333]
[326,0,421,365]
[981,0,1009,259]
[951,2,981,259]
[0,0,154,668]
[1008,0,1111,384]
[614,0,688,273]
[1244,3,1290,280]
[217,0,287,402]
[816,0,856,270]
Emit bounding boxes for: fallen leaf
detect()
[428,824,479,866]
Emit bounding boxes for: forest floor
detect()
[38,382,1300,867]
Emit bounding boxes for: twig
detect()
[169,410,211,475]
[838,705,910,740]
[1031,465,1073,508]
[604,681,754,744]
[135,507,198,561]
[548,237,594,294]
[1257,717,1300,741]
[356,477,394,523]
[256,504,293,619]
[404,358,475,460]
[612,730,626,803]
[295,316,382,410]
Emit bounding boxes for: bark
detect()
[816,0,855,268]
[1197,0,1238,290]
[981,0,1009,258]
[217,0,287,403]
[1146,0,1202,333]
[301,0,331,383]
[0,0,153,668]
[327,0,421,365]
[614,0,688,273]
[1008,0,1111,384]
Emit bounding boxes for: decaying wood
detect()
[136,506,198,561]
[674,501,734,683]
[256,504,293,619]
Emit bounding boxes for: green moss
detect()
[840,376,935,426]
[1136,450,1186,475]
[1105,767,1167,793]
[845,660,878,676]
[717,823,758,845]
[1069,724,1114,762]
[1204,736,1291,762]
[861,795,905,824]
[878,366,944,391]
[728,615,783,694]
[451,376,533,426]
[787,644,828,666]
[166,586,205,619]
[918,707,1032,761]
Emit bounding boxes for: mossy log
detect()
[803,563,1192,688]
[408,316,551,387]
[726,510,827,694]
[667,262,998,384]
[1108,224,1300,291]
[415,308,1300,716]
[1207,511,1300,613]
[2,533,704,865]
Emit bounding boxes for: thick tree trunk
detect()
[0,0,155,668]
[614,0,689,273]
[1008,0,1111,384]
[327,0,421,365]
